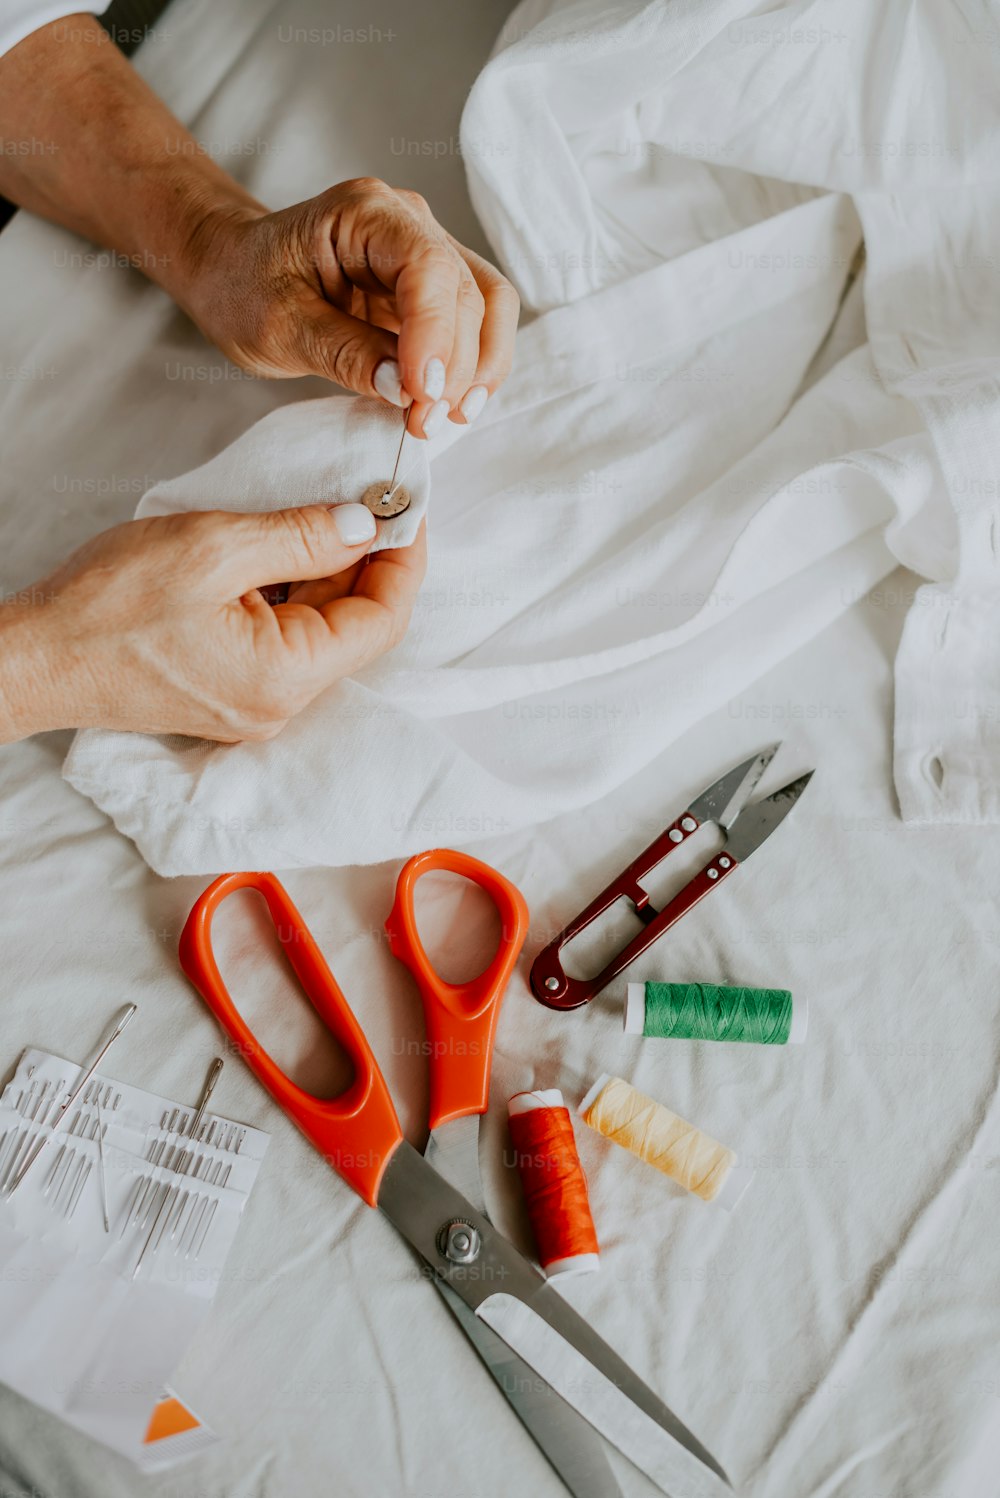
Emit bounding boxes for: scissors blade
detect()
[378,1144,729,1496]
[477,1291,729,1498]
[434,1280,623,1498]
[723,770,814,862]
[425,1116,485,1212]
[425,1119,621,1496]
[688,743,781,829]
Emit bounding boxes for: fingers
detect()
[316,181,518,433]
[346,521,427,619]
[391,233,518,433]
[436,267,486,420]
[393,241,462,406]
[213,504,380,595]
[286,557,368,608]
[204,180,519,424]
[452,242,520,421]
[290,292,404,399]
[326,183,461,404]
[271,522,427,685]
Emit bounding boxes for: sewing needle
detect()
[383,407,408,504]
[6,1003,137,1196]
[96,1096,110,1232]
[132,1055,224,1278]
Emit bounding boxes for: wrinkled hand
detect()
[179,177,520,439]
[0,504,425,743]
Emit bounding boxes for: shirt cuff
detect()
[0,3,114,64]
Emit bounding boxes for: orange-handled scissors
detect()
[179,850,729,1498]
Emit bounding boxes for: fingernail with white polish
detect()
[421,399,451,439]
[373,358,408,407]
[423,358,446,402]
[459,385,489,424]
[330,502,377,545]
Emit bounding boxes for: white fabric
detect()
[9,608,1000,1498]
[0,0,111,60]
[69,188,941,872]
[859,193,1000,821]
[461,0,1000,827]
[125,392,429,547]
[1,2,999,1497]
[63,0,1000,871]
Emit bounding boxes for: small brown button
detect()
[360,481,411,518]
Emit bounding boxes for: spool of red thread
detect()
[508,1089,600,1277]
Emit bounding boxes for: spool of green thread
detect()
[624,982,807,1045]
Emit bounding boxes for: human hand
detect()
[0,505,425,743]
[0,25,518,432]
[175,177,519,440]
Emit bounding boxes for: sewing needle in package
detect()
[0,1046,269,1467]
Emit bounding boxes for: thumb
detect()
[291,300,404,400]
[220,504,378,595]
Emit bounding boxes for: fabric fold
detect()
[64,0,999,869]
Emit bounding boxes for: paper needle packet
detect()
[0,1047,269,1467]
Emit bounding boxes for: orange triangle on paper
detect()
[143,1396,201,1444]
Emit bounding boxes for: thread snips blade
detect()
[724,770,814,862]
[688,742,781,828]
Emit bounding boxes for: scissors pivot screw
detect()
[544,976,560,993]
[439,1219,482,1265]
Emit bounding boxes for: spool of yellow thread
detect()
[578,1074,753,1211]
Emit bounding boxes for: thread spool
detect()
[579,1074,752,1211]
[508,1090,599,1277]
[625,982,806,1045]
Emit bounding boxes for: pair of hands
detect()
[0,179,519,743]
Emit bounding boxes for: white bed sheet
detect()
[0,3,998,1496]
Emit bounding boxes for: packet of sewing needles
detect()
[0,1047,269,1467]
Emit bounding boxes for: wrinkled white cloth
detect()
[65,0,998,874]
[128,393,429,547]
[859,193,1000,822]
[3,3,1000,1498]
[460,0,1000,827]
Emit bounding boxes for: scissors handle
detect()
[179,871,402,1207]
[384,849,530,1131]
[530,813,741,1009]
